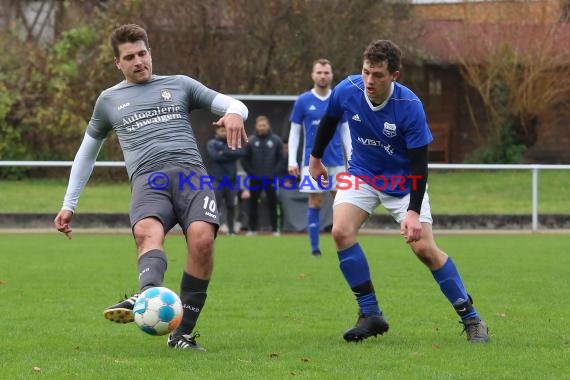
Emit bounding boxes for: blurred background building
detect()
[1,0,569,168]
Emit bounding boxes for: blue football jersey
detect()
[326,75,433,196]
[290,90,345,167]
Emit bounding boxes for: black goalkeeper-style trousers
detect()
[248,178,278,233]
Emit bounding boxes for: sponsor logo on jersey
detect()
[357,137,394,155]
[383,122,397,138]
[117,102,130,110]
[122,105,183,132]
[309,105,317,111]
[161,89,172,101]
[352,114,361,122]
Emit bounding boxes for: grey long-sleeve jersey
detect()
[61,74,248,212]
[88,74,234,179]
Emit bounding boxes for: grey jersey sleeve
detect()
[86,92,113,140]
[179,76,247,119]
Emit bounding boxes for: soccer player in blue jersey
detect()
[54,24,249,350]
[288,59,351,256]
[309,40,489,343]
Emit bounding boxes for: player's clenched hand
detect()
[54,209,74,239]
[308,155,329,188]
[213,113,247,150]
[400,210,422,243]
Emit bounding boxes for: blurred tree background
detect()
[443,13,570,163]
[1,0,570,175]
[0,0,414,171]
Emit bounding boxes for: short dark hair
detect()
[362,40,401,73]
[312,58,332,70]
[110,24,150,57]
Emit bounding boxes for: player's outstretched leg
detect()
[431,257,489,343]
[454,297,489,343]
[103,248,168,324]
[167,271,209,350]
[338,243,389,342]
[103,293,139,323]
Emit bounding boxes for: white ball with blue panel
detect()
[133,287,183,336]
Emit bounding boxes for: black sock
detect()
[137,249,167,291]
[174,272,209,336]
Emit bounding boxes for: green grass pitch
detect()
[1,233,569,379]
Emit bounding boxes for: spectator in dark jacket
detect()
[207,125,243,235]
[241,115,283,235]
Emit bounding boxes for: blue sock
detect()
[307,207,320,252]
[338,243,381,316]
[431,257,479,320]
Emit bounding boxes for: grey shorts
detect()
[130,165,219,234]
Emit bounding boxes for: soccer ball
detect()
[133,287,183,336]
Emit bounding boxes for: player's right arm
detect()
[55,94,109,239]
[54,133,105,239]
[54,133,104,239]
[287,122,302,177]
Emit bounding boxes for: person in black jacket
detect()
[207,125,243,235]
[241,115,283,235]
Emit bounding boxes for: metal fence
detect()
[430,163,570,231]
[2,161,569,231]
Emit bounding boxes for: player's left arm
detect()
[403,100,431,215]
[401,145,428,243]
[400,99,432,243]
[55,133,105,239]
[182,76,249,149]
[407,145,428,214]
[211,94,248,150]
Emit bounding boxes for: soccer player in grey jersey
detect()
[54,24,249,351]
